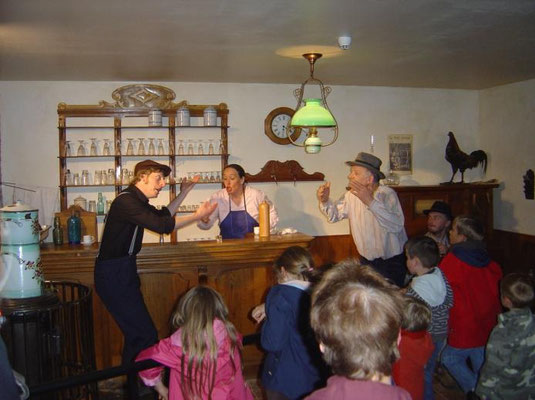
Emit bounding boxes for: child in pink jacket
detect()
[136,286,253,400]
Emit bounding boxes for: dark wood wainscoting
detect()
[309,234,359,267]
[490,229,535,276]
[311,230,535,278]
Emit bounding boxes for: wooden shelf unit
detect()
[57,102,230,212]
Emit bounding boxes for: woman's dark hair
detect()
[224,164,246,179]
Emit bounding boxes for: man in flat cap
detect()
[424,200,453,257]
[95,160,216,366]
[317,152,408,286]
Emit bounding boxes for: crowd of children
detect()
[129,213,534,400]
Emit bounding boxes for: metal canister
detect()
[177,106,190,126]
[203,106,217,126]
[0,201,42,298]
[148,109,162,127]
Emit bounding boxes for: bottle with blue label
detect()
[67,209,81,244]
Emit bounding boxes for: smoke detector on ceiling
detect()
[338,36,352,50]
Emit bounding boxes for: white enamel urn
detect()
[0,201,43,298]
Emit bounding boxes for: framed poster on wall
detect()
[388,134,413,174]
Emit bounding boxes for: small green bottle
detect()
[97,192,105,215]
[52,216,64,245]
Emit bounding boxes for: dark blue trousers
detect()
[94,256,158,364]
[361,252,407,287]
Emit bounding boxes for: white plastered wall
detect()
[479,78,535,235]
[0,81,488,242]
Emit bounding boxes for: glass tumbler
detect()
[103,139,111,156]
[148,138,155,155]
[138,138,146,155]
[157,138,165,155]
[77,140,86,156]
[65,141,73,157]
[90,138,98,156]
[94,170,102,185]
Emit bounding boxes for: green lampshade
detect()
[290,98,336,127]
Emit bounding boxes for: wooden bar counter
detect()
[41,233,314,369]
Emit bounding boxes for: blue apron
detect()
[219,188,259,239]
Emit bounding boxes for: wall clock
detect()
[264,107,302,145]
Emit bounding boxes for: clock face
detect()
[264,107,302,145]
[271,114,293,138]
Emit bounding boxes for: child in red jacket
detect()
[393,296,435,400]
[439,215,502,397]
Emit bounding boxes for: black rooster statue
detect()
[445,131,487,183]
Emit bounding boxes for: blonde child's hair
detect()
[454,215,484,241]
[273,246,315,282]
[171,286,240,399]
[311,260,403,380]
[402,296,432,332]
[500,273,535,309]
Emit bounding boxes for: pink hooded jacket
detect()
[136,319,253,400]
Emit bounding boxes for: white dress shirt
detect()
[197,186,279,231]
[320,185,407,260]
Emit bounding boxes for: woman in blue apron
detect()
[198,164,279,239]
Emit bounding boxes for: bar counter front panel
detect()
[41,233,314,369]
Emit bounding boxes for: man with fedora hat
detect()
[424,201,453,257]
[317,152,408,286]
[95,159,217,366]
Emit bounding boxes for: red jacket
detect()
[392,329,434,400]
[440,243,502,348]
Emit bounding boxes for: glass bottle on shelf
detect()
[148,138,155,155]
[73,173,80,186]
[64,169,72,186]
[77,140,86,156]
[198,141,204,155]
[187,140,194,155]
[88,200,97,213]
[218,140,225,154]
[97,192,105,215]
[67,210,81,244]
[90,138,98,156]
[107,168,115,185]
[65,140,73,157]
[126,138,134,155]
[138,138,146,155]
[52,216,64,245]
[122,169,130,185]
[81,170,90,185]
[94,170,102,185]
[103,139,111,156]
[157,138,165,155]
[177,140,184,155]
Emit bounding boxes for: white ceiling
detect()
[1,0,535,89]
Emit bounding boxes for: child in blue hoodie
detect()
[252,246,327,400]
